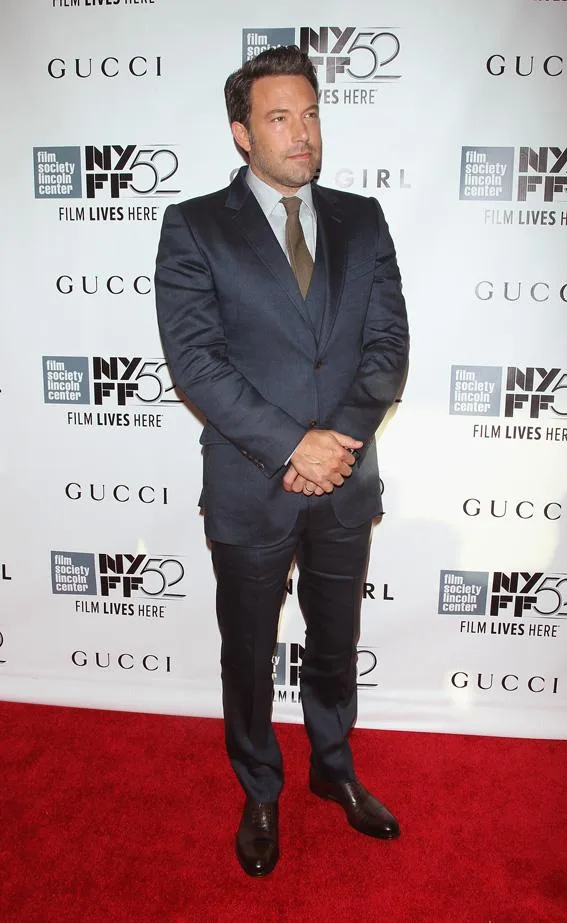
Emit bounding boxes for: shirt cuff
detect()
[285,442,302,466]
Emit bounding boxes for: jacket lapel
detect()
[313,185,347,355]
[225,168,317,337]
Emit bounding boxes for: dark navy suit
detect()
[155,167,408,799]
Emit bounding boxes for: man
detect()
[155,46,409,877]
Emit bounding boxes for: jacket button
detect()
[308,419,318,428]
[314,359,323,370]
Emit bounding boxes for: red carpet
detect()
[0,701,565,923]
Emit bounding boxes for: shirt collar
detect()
[246,167,315,218]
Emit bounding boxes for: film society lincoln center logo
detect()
[51,551,188,619]
[438,570,566,639]
[459,145,567,227]
[42,356,180,428]
[449,365,567,443]
[242,27,401,104]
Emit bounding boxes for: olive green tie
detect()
[281,196,313,299]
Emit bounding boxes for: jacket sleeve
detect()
[155,203,306,477]
[324,200,409,443]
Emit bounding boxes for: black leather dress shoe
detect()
[236,799,279,877]
[309,769,400,839]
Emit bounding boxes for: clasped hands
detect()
[282,429,363,497]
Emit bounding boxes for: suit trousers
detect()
[211,497,372,802]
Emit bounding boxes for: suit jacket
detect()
[155,166,409,545]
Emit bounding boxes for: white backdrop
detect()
[0,0,565,739]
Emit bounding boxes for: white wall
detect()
[0,0,565,738]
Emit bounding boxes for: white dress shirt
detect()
[246,167,317,261]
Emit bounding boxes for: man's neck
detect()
[247,166,308,198]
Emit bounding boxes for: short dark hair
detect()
[224,45,318,127]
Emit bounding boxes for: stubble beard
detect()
[248,135,320,193]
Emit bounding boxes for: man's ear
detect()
[231,121,251,154]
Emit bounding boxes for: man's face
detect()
[232,74,322,195]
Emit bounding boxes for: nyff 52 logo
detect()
[449,365,567,419]
[439,570,567,620]
[459,146,567,203]
[51,552,187,599]
[272,641,379,696]
[299,26,401,84]
[242,26,401,85]
[34,144,180,199]
[42,356,179,407]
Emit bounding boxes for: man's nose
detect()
[291,116,309,142]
